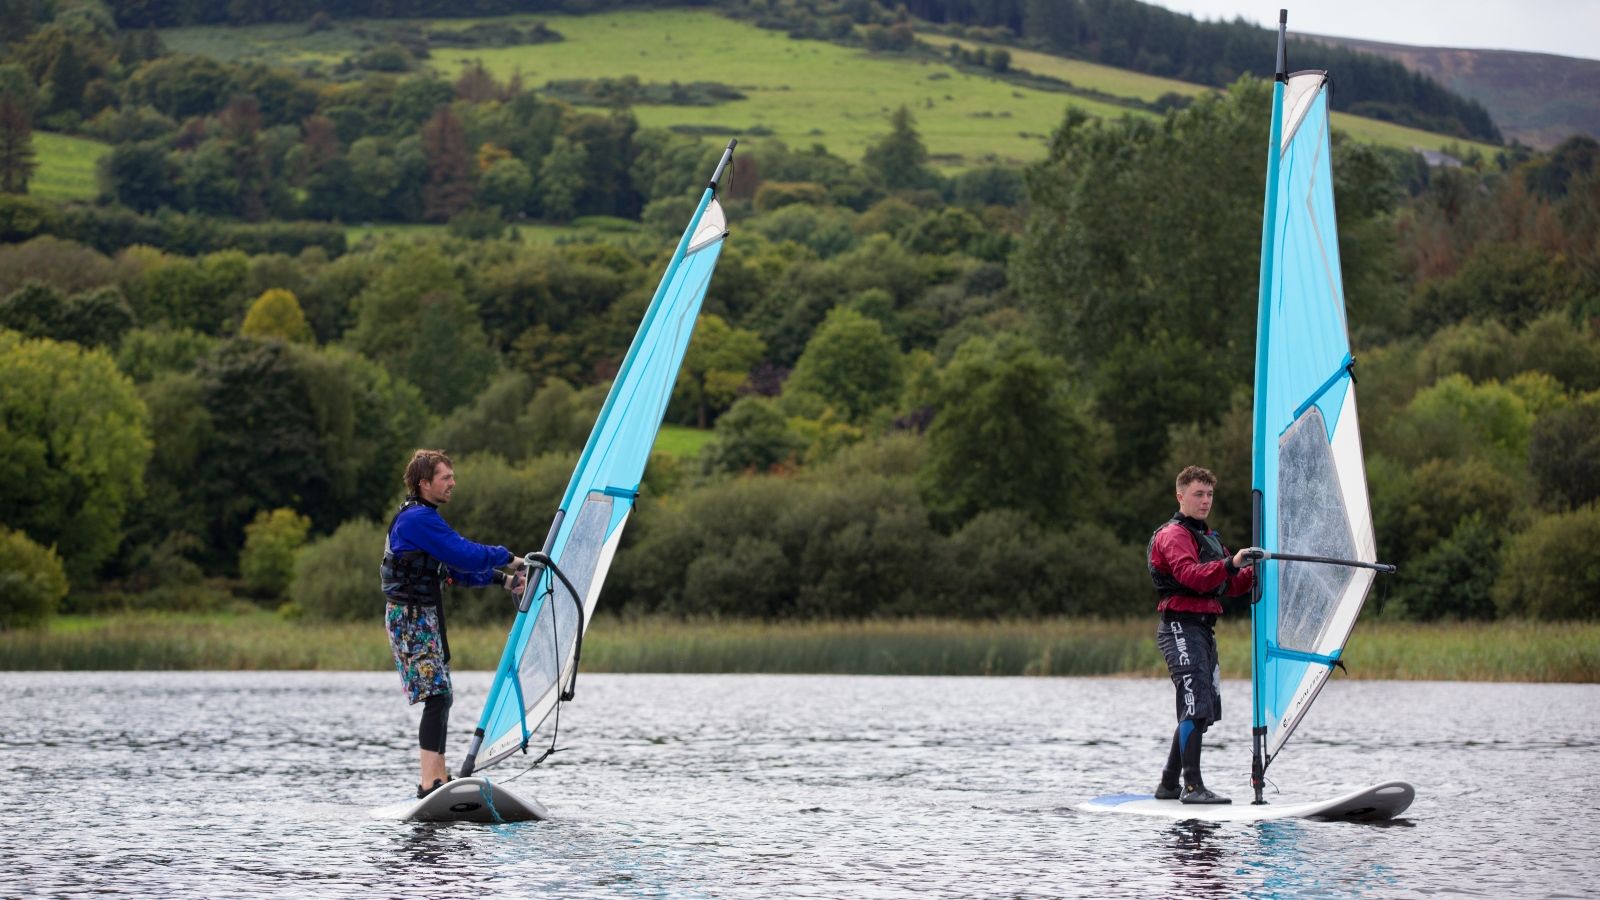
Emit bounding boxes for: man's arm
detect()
[405,509,513,586]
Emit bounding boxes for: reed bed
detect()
[5,613,1597,682]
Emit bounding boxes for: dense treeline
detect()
[1,5,1596,632]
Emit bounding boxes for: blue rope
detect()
[478,777,506,825]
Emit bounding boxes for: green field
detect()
[935,34,1209,103]
[653,424,715,458]
[7,611,1596,682]
[161,9,1497,168]
[29,131,110,201]
[159,10,1157,168]
[344,218,647,247]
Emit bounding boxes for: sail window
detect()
[1275,407,1358,653]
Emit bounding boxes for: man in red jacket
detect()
[1148,465,1256,804]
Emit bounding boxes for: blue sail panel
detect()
[1251,75,1379,767]
[469,193,728,773]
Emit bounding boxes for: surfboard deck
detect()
[369,777,550,823]
[1077,780,1413,822]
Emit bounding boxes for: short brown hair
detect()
[403,449,452,496]
[1175,465,1216,492]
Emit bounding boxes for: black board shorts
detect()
[1156,613,1222,727]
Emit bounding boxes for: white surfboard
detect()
[1077,781,1413,822]
[369,777,550,824]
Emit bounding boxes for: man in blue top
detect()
[383,448,526,798]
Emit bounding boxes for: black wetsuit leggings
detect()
[419,693,452,754]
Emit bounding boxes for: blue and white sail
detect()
[460,141,736,778]
[1249,17,1391,798]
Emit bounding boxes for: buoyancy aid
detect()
[1148,512,1229,600]
[380,497,447,606]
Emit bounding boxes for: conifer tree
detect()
[862,106,935,191]
[0,91,36,194]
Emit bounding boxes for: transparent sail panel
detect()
[1276,407,1357,652]
[515,493,612,736]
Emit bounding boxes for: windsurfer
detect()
[383,449,526,798]
[1148,465,1256,804]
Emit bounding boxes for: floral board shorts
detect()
[386,601,451,705]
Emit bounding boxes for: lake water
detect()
[4,672,1596,898]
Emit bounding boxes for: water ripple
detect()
[2,672,1595,898]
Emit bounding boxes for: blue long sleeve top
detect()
[388,503,512,588]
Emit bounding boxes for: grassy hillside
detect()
[160,9,1493,169]
[940,33,1502,159]
[29,132,109,201]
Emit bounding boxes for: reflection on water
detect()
[4,673,1597,898]
[1166,820,1229,897]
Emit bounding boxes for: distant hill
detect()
[1304,35,1600,149]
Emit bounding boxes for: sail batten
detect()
[460,143,735,778]
[1251,66,1380,774]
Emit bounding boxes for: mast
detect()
[1250,8,1290,807]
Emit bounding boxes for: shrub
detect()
[1493,504,1600,620]
[290,518,384,621]
[240,508,312,598]
[1387,514,1500,620]
[1529,392,1600,510]
[0,526,68,628]
[752,181,830,212]
[700,396,801,475]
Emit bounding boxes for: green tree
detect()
[0,525,68,628]
[479,156,534,215]
[115,326,218,382]
[700,396,801,475]
[240,287,313,343]
[785,306,903,424]
[1493,504,1600,620]
[1410,242,1594,333]
[240,507,311,598]
[99,139,178,213]
[346,246,497,414]
[0,330,151,581]
[1381,374,1534,474]
[861,106,936,191]
[0,280,64,338]
[679,313,765,428]
[128,55,234,119]
[537,135,587,221]
[43,36,87,116]
[1386,514,1500,621]
[190,338,322,564]
[61,287,134,349]
[121,370,214,567]
[1093,329,1219,480]
[921,333,1102,530]
[1529,392,1600,510]
[1015,83,1281,386]
[426,370,541,461]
